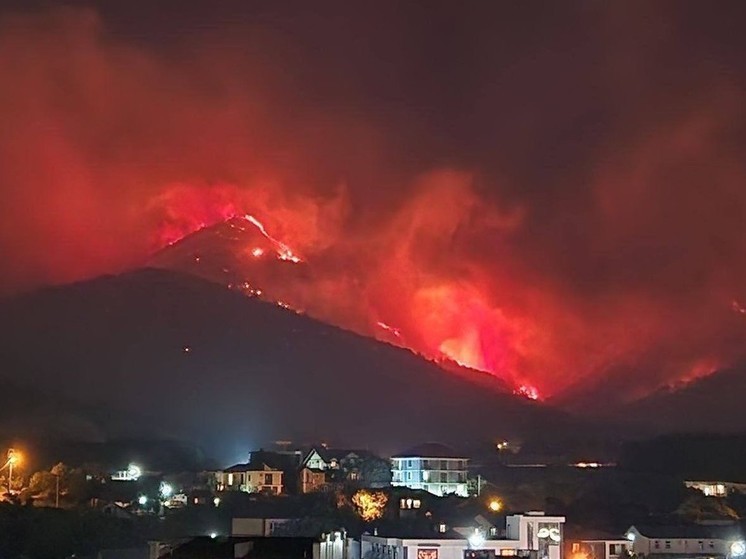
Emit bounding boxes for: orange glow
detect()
[488,499,502,512]
[251,247,265,258]
[6,450,21,466]
[352,490,388,522]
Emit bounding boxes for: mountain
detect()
[606,363,746,433]
[0,268,581,462]
[147,216,523,393]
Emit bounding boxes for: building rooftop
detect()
[393,443,466,459]
[631,524,743,540]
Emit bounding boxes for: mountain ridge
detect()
[0,268,584,461]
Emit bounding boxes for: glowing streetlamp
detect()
[469,529,486,549]
[488,499,502,512]
[5,449,22,495]
[160,482,174,499]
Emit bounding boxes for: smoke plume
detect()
[1,2,746,402]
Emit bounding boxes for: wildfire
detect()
[376,321,402,339]
[242,214,302,263]
[514,385,540,400]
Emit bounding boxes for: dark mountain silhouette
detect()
[607,363,746,433]
[0,268,583,462]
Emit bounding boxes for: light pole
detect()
[6,449,20,496]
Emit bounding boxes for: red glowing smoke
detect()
[2,6,746,404]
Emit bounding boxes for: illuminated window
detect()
[572,544,580,553]
[439,523,447,533]
[228,473,234,486]
[413,499,421,509]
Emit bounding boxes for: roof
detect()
[168,536,314,558]
[224,460,281,473]
[316,448,375,462]
[393,443,467,459]
[630,524,743,540]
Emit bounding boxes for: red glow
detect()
[242,215,303,263]
[514,385,540,401]
[4,8,746,404]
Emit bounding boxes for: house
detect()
[299,447,390,491]
[214,460,284,495]
[391,443,469,497]
[567,537,631,559]
[625,524,745,558]
[299,467,327,494]
[684,481,746,498]
[301,448,371,478]
[319,512,565,559]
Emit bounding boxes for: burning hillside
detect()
[3,6,746,408]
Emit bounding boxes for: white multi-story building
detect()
[391,443,469,497]
[625,525,745,559]
[319,512,566,559]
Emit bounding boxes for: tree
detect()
[360,457,392,487]
[676,494,739,522]
[352,490,387,522]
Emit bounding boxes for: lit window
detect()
[572,544,580,553]
[439,523,447,533]
[413,499,421,509]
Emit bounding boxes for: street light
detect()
[5,449,22,496]
[469,529,486,549]
[488,499,502,512]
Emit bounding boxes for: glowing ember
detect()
[376,321,402,338]
[732,300,746,315]
[514,385,540,400]
[251,247,265,258]
[242,214,302,263]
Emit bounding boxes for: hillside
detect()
[609,363,746,433]
[0,268,579,461]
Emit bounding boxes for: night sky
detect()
[1,1,746,401]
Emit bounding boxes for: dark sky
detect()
[1,0,746,398]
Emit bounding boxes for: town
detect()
[2,436,746,559]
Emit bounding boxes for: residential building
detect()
[684,481,746,498]
[567,538,631,559]
[625,524,745,558]
[299,447,390,491]
[299,466,327,494]
[320,512,565,559]
[214,461,283,495]
[391,443,469,497]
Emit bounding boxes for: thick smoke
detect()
[1,2,746,402]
